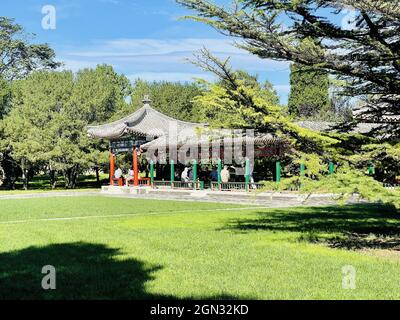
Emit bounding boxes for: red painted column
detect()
[109,152,115,186]
[133,148,139,187]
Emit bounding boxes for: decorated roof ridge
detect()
[142,103,208,127]
[87,103,205,130]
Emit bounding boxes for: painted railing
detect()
[126,177,150,187]
[138,178,151,186]
[153,180,205,190]
[111,178,123,187]
[172,181,205,190]
[211,181,265,192]
[211,181,301,192]
[152,181,171,188]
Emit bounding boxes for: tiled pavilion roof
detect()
[87,98,206,140]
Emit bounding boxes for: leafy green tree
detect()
[73,65,131,124]
[71,65,131,185]
[288,63,330,118]
[0,17,60,80]
[350,142,400,184]
[192,58,280,127]
[177,0,400,137]
[1,71,74,189]
[1,65,129,189]
[0,16,59,187]
[190,50,399,208]
[116,79,203,122]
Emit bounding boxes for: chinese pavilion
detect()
[87,96,380,188]
[87,96,286,186]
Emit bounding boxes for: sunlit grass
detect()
[0,197,399,300]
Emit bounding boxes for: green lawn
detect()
[1,196,399,300]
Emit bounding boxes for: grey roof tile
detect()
[87,102,207,140]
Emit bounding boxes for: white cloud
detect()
[60,38,289,72]
[66,38,243,57]
[57,37,291,104]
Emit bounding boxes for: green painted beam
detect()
[170,159,175,188]
[245,158,250,192]
[276,161,281,183]
[150,160,155,188]
[368,162,375,175]
[217,159,222,190]
[329,162,335,175]
[192,160,197,189]
[300,163,305,176]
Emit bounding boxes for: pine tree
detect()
[1,66,129,189]
[190,49,400,208]
[288,63,330,118]
[0,17,60,80]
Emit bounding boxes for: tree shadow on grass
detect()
[0,242,240,300]
[222,204,400,250]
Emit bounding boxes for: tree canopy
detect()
[288,63,331,118]
[192,52,281,127]
[177,0,400,137]
[72,65,131,124]
[115,79,203,122]
[1,65,130,189]
[0,17,60,80]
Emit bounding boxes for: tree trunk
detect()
[49,170,57,189]
[2,153,16,190]
[0,162,4,187]
[95,167,100,186]
[21,158,29,191]
[64,168,72,189]
[64,165,79,189]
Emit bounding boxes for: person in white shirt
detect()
[125,169,134,186]
[221,165,230,183]
[181,167,190,182]
[114,167,123,179]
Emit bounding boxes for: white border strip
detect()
[0,206,267,225]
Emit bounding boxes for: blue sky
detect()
[2,0,294,103]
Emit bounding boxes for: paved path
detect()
[0,189,356,208]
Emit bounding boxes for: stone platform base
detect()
[101,186,361,207]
